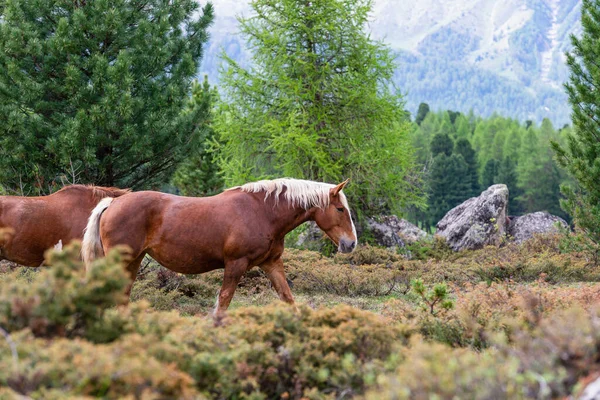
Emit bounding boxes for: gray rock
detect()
[366,215,427,248]
[436,184,509,251]
[579,375,600,400]
[507,211,568,243]
[295,221,325,249]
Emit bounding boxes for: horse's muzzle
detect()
[339,238,356,253]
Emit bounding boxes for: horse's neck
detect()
[267,199,315,240]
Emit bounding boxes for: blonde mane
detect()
[231,178,349,210]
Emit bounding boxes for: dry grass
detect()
[1,234,600,398]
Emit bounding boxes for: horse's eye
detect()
[336,207,344,212]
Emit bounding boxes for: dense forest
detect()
[408,107,573,228]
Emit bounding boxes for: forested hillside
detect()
[408,107,573,228]
[203,0,582,125]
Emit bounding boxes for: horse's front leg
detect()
[214,257,248,317]
[260,258,297,311]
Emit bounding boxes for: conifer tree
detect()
[552,0,600,249]
[214,0,424,216]
[172,77,223,196]
[455,138,480,197]
[415,103,431,125]
[482,159,499,188]
[430,134,454,157]
[495,156,523,214]
[428,153,470,226]
[0,0,214,193]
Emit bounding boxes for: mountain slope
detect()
[201,0,582,125]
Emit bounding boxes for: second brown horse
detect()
[82,178,357,315]
[0,185,130,267]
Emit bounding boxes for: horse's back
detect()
[99,190,268,273]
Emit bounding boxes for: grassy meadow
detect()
[1,235,600,399]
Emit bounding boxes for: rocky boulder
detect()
[436,184,509,251]
[507,211,568,243]
[366,215,428,248]
[295,221,325,249]
[576,373,600,400]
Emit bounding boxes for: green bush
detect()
[0,303,403,399]
[0,243,129,340]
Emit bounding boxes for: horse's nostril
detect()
[350,241,356,249]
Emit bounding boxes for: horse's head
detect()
[313,179,357,253]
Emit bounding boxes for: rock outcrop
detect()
[366,215,427,248]
[436,184,509,251]
[507,211,568,243]
[295,221,325,250]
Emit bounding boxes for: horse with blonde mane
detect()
[82,178,357,316]
[0,185,131,266]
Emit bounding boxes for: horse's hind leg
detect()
[123,253,146,300]
[260,258,296,309]
[214,257,248,317]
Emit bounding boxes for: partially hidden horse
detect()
[82,178,357,315]
[0,185,131,266]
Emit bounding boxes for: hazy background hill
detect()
[201,0,582,125]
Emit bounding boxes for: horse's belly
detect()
[148,249,222,275]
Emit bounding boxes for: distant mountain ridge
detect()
[201,0,582,125]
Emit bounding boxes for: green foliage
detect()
[1,233,600,398]
[415,102,430,125]
[0,0,214,193]
[411,279,454,315]
[213,0,424,217]
[482,158,499,188]
[553,0,600,260]
[0,243,129,340]
[171,76,224,197]
[404,236,454,261]
[430,133,454,157]
[408,110,572,228]
[427,153,471,226]
[454,138,480,197]
[370,305,600,399]
[496,156,523,214]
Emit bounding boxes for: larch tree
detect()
[214,0,424,217]
[0,0,214,193]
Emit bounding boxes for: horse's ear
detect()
[330,178,350,197]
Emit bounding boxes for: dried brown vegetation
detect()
[0,234,599,398]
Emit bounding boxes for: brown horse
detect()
[82,178,357,315]
[0,185,130,266]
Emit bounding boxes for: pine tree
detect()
[428,153,470,226]
[214,0,424,216]
[172,76,223,197]
[495,156,523,214]
[552,0,600,249]
[415,103,431,125]
[430,134,454,157]
[482,159,499,188]
[455,138,480,197]
[0,0,214,193]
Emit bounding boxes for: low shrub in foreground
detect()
[368,306,600,399]
[1,242,600,399]
[0,302,403,399]
[0,243,129,339]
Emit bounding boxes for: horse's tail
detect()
[82,197,113,272]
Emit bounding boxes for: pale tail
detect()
[82,197,113,272]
